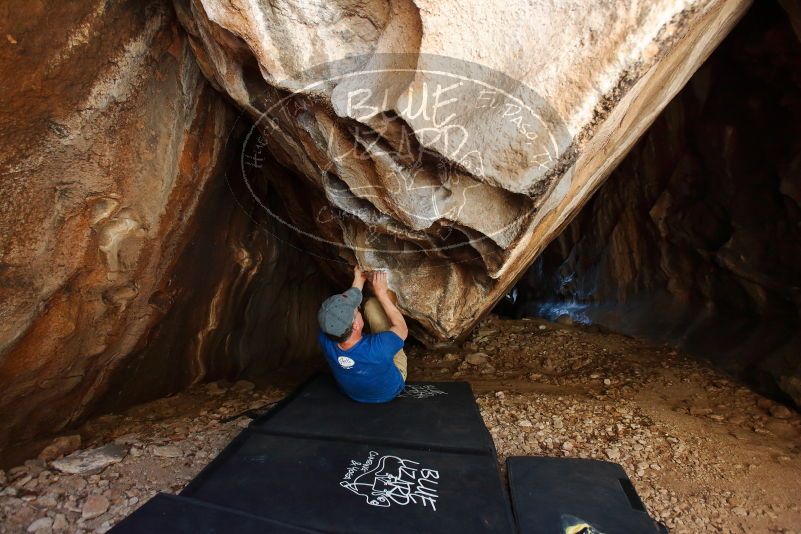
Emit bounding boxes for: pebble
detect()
[51,444,126,475]
[152,445,182,458]
[53,514,68,530]
[37,495,58,507]
[39,435,82,461]
[113,433,141,446]
[465,353,489,366]
[205,382,227,396]
[728,414,747,425]
[769,405,792,420]
[27,517,53,532]
[82,495,110,519]
[756,398,773,410]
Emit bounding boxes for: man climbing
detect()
[317,266,408,403]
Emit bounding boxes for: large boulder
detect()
[0,0,233,453]
[174,0,752,344]
[0,0,331,458]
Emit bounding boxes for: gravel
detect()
[0,381,291,533]
[1,315,799,533]
[408,315,801,533]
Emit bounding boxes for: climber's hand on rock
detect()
[371,270,389,297]
[352,265,367,290]
[370,270,407,339]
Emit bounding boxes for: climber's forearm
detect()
[377,292,408,339]
[351,267,366,291]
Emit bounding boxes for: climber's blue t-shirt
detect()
[317,329,405,403]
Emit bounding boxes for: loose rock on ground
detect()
[1,316,799,533]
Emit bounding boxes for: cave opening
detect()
[498,0,801,410]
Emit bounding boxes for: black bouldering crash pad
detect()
[112,375,670,534]
[110,493,322,533]
[506,456,667,534]
[181,430,515,534]
[251,374,495,454]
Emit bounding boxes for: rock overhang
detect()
[174,0,753,345]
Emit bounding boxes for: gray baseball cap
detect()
[318,287,362,336]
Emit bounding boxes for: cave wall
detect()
[516,1,801,405]
[93,145,334,417]
[2,0,794,462]
[173,0,752,345]
[0,0,330,460]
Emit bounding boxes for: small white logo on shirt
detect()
[338,356,355,369]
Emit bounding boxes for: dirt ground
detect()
[1,316,799,533]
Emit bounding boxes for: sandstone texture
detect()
[516,2,801,406]
[0,0,232,456]
[175,0,752,344]
[0,0,331,460]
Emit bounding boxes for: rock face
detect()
[0,0,785,461]
[174,0,751,344]
[0,0,331,459]
[0,0,232,455]
[514,1,801,405]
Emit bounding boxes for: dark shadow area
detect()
[93,118,334,417]
[499,0,801,408]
